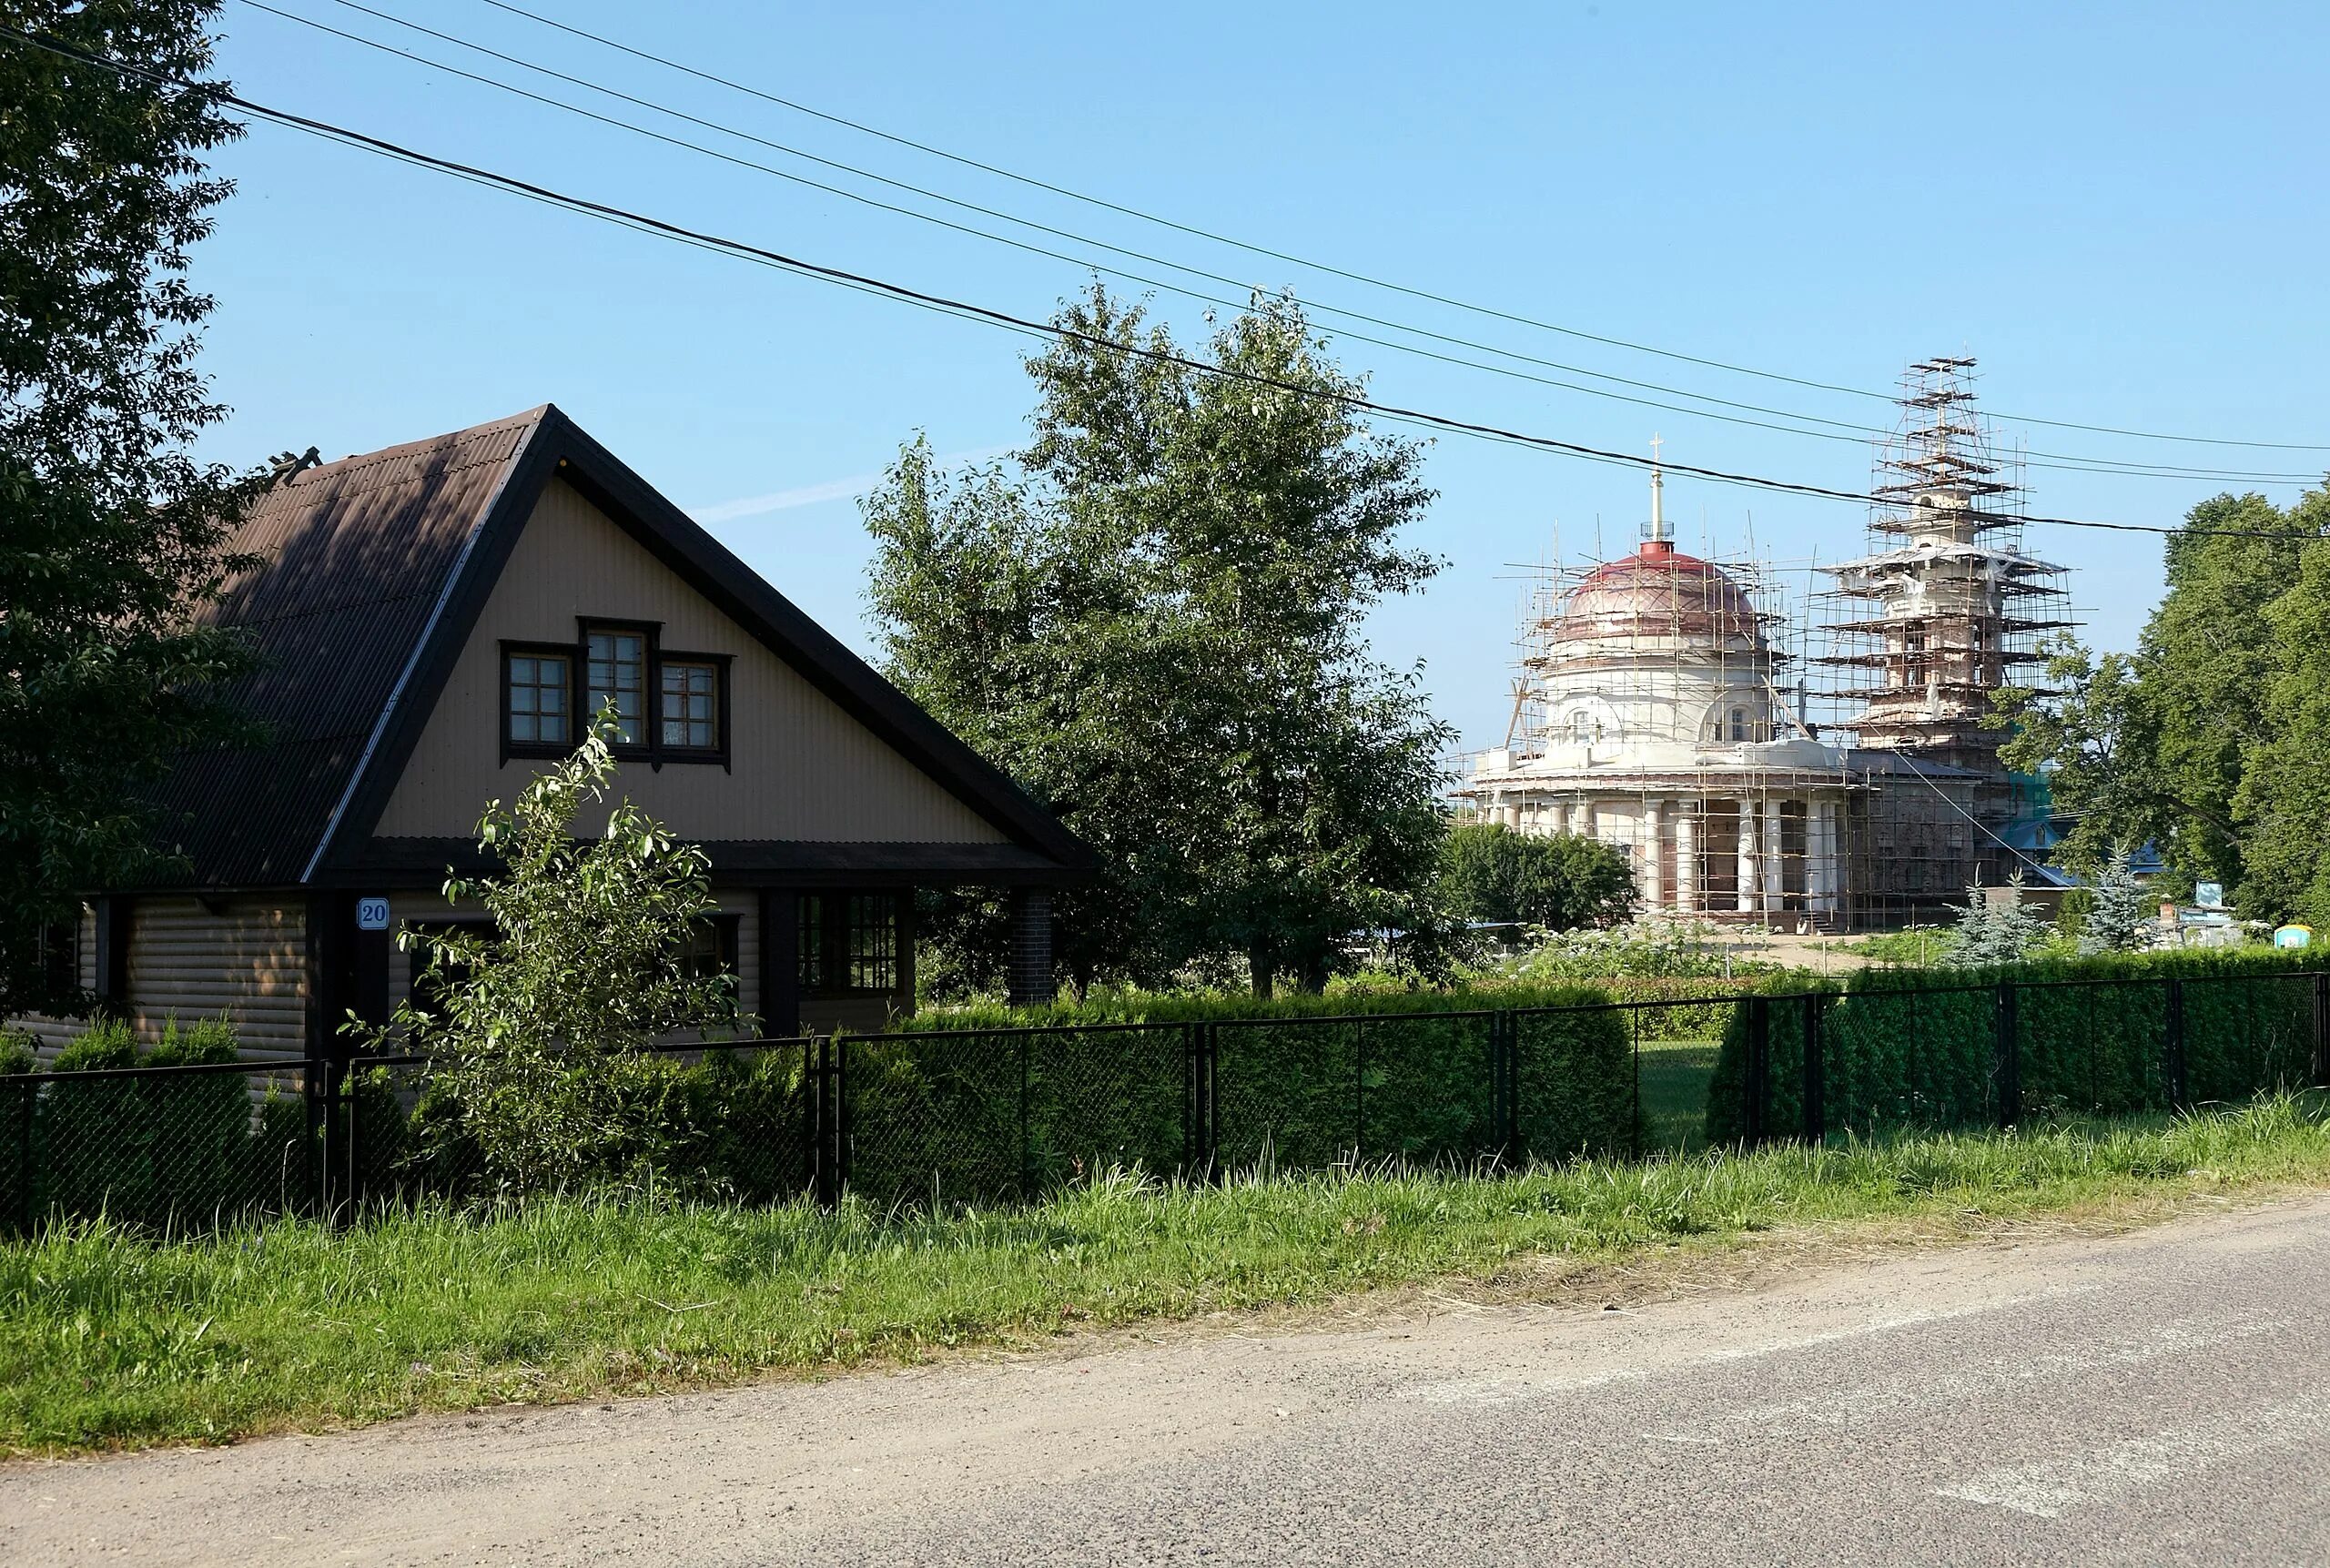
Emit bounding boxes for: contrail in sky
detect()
[692,446,1010,524]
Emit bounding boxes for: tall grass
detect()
[5,1094,2325,1457]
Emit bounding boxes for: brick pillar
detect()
[1007,887,1056,1007]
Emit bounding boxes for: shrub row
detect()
[1704,949,2322,1144]
[842,986,1636,1206]
[0,1018,309,1234]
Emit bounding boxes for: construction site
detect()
[1458,358,2075,930]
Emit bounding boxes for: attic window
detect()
[661,660,720,751]
[504,649,572,748]
[586,629,647,744]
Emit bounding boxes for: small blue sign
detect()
[356,896,390,931]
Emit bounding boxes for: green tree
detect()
[350,711,744,1196]
[1997,488,2326,911]
[0,2,261,1015]
[2078,847,2153,956]
[2234,491,2330,926]
[1946,873,2048,968]
[865,286,1452,995]
[1438,822,1637,931]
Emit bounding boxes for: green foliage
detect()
[13,1014,292,1235]
[351,712,744,1198]
[1944,874,2050,967]
[13,1096,2330,1455]
[1438,823,1637,931]
[2080,848,2153,955]
[1705,949,2318,1143]
[862,285,1453,996]
[0,1,265,1017]
[1998,486,2330,923]
[868,981,1636,1197]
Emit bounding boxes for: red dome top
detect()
[1553,541,1763,644]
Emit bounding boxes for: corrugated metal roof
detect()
[142,410,544,886]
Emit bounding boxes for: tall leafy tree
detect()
[1437,822,1637,932]
[0,2,259,1015]
[2233,487,2330,926]
[1998,488,2326,913]
[865,287,1453,995]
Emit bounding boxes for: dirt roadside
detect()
[5,1183,2322,1567]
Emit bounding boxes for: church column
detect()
[1642,799,1665,911]
[1802,801,1827,913]
[1735,801,1757,915]
[1815,800,1842,916]
[1674,806,1697,915]
[1579,799,1598,842]
[1761,797,1785,915]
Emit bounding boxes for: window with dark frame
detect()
[586,628,646,744]
[408,919,498,1017]
[506,651,572,747]
[797,892,899,996]
[680,914,740,981]
[846,894,897,991]
[660,659,719,751]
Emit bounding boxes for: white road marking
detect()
[1400,1290,2093,1408]
[1937,1396,2330,1519]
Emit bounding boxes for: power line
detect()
[459,0,2330,458]
[254,0,2326,487]
[5,25,2321,546]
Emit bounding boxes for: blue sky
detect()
[180,0,2328,754]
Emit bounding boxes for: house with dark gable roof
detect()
[21,405,1089,1057]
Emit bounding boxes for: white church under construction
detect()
[1458,359,2072,930]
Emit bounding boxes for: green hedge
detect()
[10,1017,309,1235]
[1704,950,2322,1144]
[874,984,1636,1199]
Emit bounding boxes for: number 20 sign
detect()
[356,897,391,932]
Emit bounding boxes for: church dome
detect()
[1552,540,1764,646]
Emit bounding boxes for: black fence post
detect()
[15,1077,33,1234]
[1995,981,2021,1129]
[2165,977,2189,1112]
[1182,1022,1218,1178]
[1800,992,1826,1146]
[1018,1034,1032,1199]
[1489,1012,1518,1165]
[1744,995,1770,1146]
[807,1037,842,1209]
[2313,972,2329,1089]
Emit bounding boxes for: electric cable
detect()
[5,24,2320,545]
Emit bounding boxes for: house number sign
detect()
[356,897,391,931]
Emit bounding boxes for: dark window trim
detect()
[580,617,660,761]
[797,888,903,999]
[682,911,744,981]
[501,641,579,764]
[656,649,734,772]
[568,618,734,772]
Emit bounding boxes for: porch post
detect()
[1007,887,1056,1007]
[760,889,800,1037]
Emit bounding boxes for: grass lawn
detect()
[1636,1037,1720,1154]
[5,1094,2328,1458]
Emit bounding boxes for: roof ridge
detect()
[275,404,552,489]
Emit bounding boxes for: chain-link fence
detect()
[2,1059,312,1235]
[7,970,2325,1232]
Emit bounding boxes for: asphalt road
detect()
[12,1194,2330,1566]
